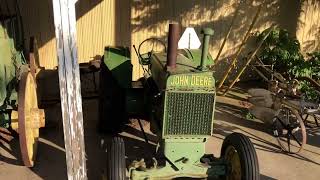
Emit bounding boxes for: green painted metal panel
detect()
[163,91,215,137]
[166,72,215,90]
[0,24,18,108]
[151,49,214,74]
[162,71,216,138]
[130,138,209,179]
[150,51,214,91]
[180,49,215,68]
[103,46,132,88]
[0,18,26,127]
[164,138,206,165]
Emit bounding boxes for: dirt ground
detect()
[0,86,319,180]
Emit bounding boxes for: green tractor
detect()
[99,24,259,179]
[0,7,45,167]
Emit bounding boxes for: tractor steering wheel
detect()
[138,38,167,65]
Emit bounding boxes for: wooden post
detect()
[222,26,275,96]
[52,0,87,179]
[215,4,240,62]
[217,5,262,90]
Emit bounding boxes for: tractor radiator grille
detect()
[164,91,215,136]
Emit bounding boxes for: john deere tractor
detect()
[1,9,45,167]
[99,24,259,180]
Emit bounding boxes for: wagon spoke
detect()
[287,134,291,152]
[314,115,319,127]
[276,117,287,128]
[290,132,302,146]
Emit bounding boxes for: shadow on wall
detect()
[15,0,132,68]
[304,26,320,52]
[16,0,104,60]
[129,0,304,81]
[10,0,319,78]
[298,1,320,52]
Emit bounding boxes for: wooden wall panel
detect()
[13,0,320,80]
[296,0,320,53]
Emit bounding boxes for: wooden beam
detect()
[217,5,262,90]
[215,3,240,62]
[222,26,275,96]
[52,0,87,179]
[251,65,269,82]
[255,57,286,83]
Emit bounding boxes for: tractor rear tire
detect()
[107,137,126,180]
[221,133,260,180]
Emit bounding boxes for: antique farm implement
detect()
[99,24,260,179]
[0,11,45,166]
[248,57,320,153]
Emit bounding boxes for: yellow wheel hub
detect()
[225,146,242,180]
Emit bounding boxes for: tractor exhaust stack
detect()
[166,23,180,69]
[199,28,214,71]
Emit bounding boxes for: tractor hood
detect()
[150,49,215,91]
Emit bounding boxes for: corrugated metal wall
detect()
[297,1,320,52]
[12,0,320,79]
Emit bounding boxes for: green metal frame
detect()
[103,46,132,89]
[0,16,26,127]
[130,138,208,179]
[125,28,227,179]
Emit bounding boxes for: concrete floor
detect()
[0,88,319,180]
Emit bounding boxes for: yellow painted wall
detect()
[296,0,320,53]
[15,0,320,80]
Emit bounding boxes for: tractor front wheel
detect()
[221,133,260,180]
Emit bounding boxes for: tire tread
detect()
[221,133,260,180]
[107,137,126,180]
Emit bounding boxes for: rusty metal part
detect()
[166,23,180,69]
[29,36,40,80]
[18,72,45,167]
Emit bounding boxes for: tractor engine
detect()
[99,26,215,138]
[148,45,216,138]
[99,25,217,178]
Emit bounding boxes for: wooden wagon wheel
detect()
[18,71,45,167]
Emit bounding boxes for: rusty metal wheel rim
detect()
[225,146,242,180]
[18,72,41,167]
[29,37,40,80]
[274,108,306,154]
